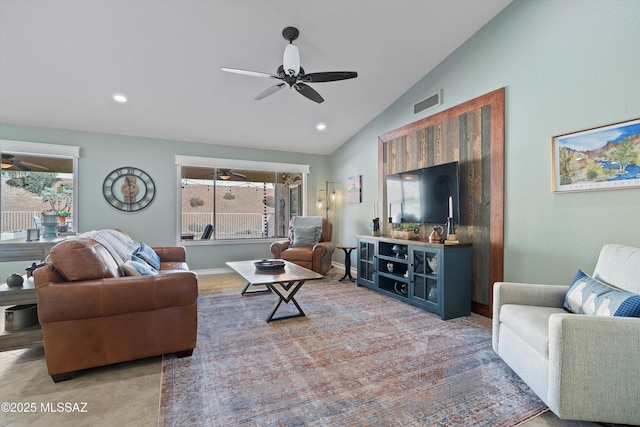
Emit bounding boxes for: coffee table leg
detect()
[241,281,272,296]
[265,281,306,322]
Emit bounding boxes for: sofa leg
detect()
[175,349,193,358]
[51,372,75,383]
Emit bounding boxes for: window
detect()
[1,140,79,241]
[176,156,308,241]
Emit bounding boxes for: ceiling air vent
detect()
[414,90,442,115]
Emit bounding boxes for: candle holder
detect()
[445,217,457,242]
[371,217,380,236]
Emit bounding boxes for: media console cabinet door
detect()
[357,239,377,287]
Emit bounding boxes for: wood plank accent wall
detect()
[378,88,505,317]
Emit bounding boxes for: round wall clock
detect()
[102,167,156,212]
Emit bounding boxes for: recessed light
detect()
[316,123,327,131]
[113,94,128,103]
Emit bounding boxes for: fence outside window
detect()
[182,212,275,239]
[3,211,277,240]
[1,211,42,233]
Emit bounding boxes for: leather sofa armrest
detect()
[153,246,186,263]
[312,241,335,258]
[270,240,290,258]
[548,314,640,422]
[36,271,198,323]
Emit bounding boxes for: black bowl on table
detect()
[254,259,286,271]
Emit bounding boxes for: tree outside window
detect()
[1,153,75,240]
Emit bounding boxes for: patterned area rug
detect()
[159,281,547,426]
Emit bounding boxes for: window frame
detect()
[175,155,309,245]
[1,140,80,238]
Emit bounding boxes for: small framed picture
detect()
[347,175,362,204]
[551,118,640,192]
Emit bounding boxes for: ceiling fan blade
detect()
[255,83,286,100]
[231,171,248,180]
[301,71,358,83]
[18,161,49,171]
[221,68,279,79]
[294,83,324,104]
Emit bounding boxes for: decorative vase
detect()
[428,225,444,243]
[391,244,407,258]
[41,211,58,238]
[427,256,438,274]
[394,281,407,295]
[428,286,438,302]
[6,273,24,287]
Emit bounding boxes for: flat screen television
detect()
[387,161,460,225]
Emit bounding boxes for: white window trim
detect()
[1,140,80,159]
[175,155,309,244]
[174,155,310,174]
[1,140,80,232]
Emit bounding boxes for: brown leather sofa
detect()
[33,230,197,382]
[270,218,334,274]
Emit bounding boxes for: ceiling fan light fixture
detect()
[222,26,357,104]
[113,94,128,103]
[283,43,300,77]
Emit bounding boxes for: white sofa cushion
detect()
[593,244,640,294]
[499,304,566,357]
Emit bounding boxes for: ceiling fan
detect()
[217,169,247,181]
[1,153,49,171]
[222,26,358,104]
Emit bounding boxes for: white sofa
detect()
[492,244,640,424]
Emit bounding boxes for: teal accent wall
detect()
[0,124,329,272]
[329,0,640,285]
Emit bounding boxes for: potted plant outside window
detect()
[57,211,70,222]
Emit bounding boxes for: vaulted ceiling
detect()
[0,0,511,155]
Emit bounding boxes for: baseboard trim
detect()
[193,267,234,275]
[331,261,356,277]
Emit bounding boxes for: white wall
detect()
[329,0,640,285]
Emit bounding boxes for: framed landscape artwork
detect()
[347,175,362,204]
[552,118,640,192]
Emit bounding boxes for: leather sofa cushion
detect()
[50,238,120,281]
[280,247,313,262]
[499,304,566,357]
[36,271,198,323]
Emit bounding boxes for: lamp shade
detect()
[283,43,300,77]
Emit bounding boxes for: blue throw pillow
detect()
[564,269,640,317]
[133,243,161,270]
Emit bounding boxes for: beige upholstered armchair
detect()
[492,244,640,424]
[270,217,334,274]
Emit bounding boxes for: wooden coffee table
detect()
[226,260,323,322]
